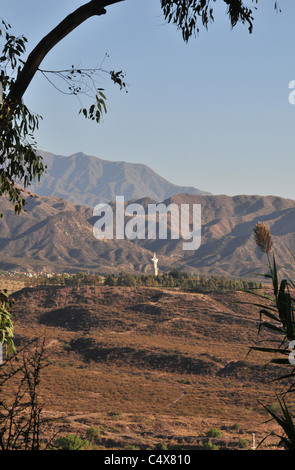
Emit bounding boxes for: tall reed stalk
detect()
[251,222,295,449]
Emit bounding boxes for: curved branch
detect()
[7,0,124,106]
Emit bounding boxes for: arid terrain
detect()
[31,150,211,205]
[1,189,295,280]
[2,281,288,450]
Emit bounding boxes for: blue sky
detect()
[2,0,295,198]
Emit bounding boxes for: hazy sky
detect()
[2,0,295,198]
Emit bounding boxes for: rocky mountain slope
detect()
[0,189,294,279]
[30,150,211,205]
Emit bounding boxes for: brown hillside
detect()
[1,191,295,279]
[3,284,287,450]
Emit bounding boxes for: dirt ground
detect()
[1,284,289,450]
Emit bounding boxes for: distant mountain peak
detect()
[31,150,211,206]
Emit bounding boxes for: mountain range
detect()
[30,150,211,206]
[1,175,295,278]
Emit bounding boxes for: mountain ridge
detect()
[30,150,211,205]
[1,189,295,278]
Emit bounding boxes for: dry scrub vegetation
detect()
[0,283,285,450]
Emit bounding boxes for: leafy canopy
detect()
[0,19,45,216]
[161,0,280,41]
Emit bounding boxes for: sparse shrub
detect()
[86,426,101,443]
[238,438,249,449]
[202,441,219,450]
[133,413,146,423]
[110,411,122,421]
[157,443,168,450]
[179,378,194,385]
[232,422,240,430]
[206,428,222,438]
[63,342,71,352]
[100,426,107,434]
[124,444,140,450]
[53,434,92,450]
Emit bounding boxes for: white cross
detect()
[151,252,159,275]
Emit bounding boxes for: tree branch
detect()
[7,0,125,106]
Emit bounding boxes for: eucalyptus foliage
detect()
[0,19,45,216]
[161,0,281,42]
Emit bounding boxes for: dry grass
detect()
[3,283,286,450]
